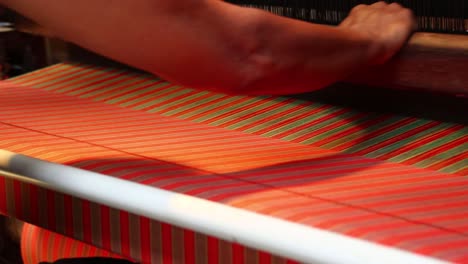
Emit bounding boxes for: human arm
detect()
[1,0,415,95]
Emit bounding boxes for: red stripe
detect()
[13,64,91,86]
[52,232,62,260]
[145,90,206,112]
[354,121,441,156]
[274,108,350,139]
[332,117,417,151]
[293,112,367,143]
[207,237,219,264]
[427,151,468,172]
[63,235,73,260]
[376,124,464,160]
[232,243,244,264]
[184,230,196,264]
[183,97,254,121]
[82,201,92,243]
[123,84,182,109]
[66,73,135,97]
[29,184,39,224]
[458,168,468,176]
[346,188,467,208]
[313,115,392,147]
[404,136,467,164]
[258,252,271,264]
[171,95,230,118]
[455,255,468,263]
[241,102,313,132]
[101,80,165,102]
[157,92,218,115]
[200,98,274,125]
[120,211,130,257]
[254,104,331,135]
[46,190,56,230]
[140,217,151,264]
[75,76,154,101]
[29,66,106,91]
[13,181,22,218]
[161,223,172,264]
[41,227,52,261]
[45,68,121,92]
[63,194,74,237]
[75,238,85,257]
[55,71,128,94]
[219,98,297,128]
[101,206,111,251]
[418,240,468,255]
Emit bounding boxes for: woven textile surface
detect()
[0,62,467,263]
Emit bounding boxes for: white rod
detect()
[0,149,448,264]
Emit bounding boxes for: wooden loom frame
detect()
[347,32,468,95]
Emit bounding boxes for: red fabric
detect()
[21,223,128,264]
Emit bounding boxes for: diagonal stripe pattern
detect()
[0,62,466,264]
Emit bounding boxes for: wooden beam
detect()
[347,32,468,95]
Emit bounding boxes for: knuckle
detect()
[389,2,403,8]
[372,1,387,7]
[350,4,366,13]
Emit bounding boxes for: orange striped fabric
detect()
[21,223,127,264]
[0,62,467,264]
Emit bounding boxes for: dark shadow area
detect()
[0,216,22,264]
[293,83,468,125]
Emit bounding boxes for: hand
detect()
[339,1,416,65]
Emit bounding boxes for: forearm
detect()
[2,0,379,95]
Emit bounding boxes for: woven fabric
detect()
[0,62,467,263]
[21,223,126,264]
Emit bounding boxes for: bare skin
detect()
[1,0,415,95]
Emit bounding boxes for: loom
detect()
[0,1,467,264]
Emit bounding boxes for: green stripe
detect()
[209,97,290,127]
[322,116,403,149]
[389,130,466,164]
[93,79,161,102]
[111,82,176,105]
[162,93,226,116]
[261,105,340,138]
[39,67,113,91]
[367,122,455,158]
[58,71,130,94]
[282,111,357,141]
[299,113,380,145]
[242,103,319,134]
[132,88,191,110]
[176,96,244,119]
[7,63,76,83]
[71,72,141,96]
[225,100,302,130]
[413,143,467,168]
[192,97,264,123]
[440,158,468,174]
[148,91,211,114]
[81,76,154,99]
[344,119,432,153]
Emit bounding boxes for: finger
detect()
[350,4,367,15]
[370,1,387,9]
[388,2,403,11]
